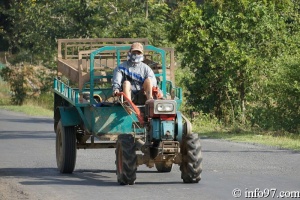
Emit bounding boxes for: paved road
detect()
[0,109,299,200]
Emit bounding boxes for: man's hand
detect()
[113,89,120,96]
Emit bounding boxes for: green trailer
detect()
[53,38,202,184]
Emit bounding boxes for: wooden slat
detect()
[58,38,149,44]
[57,59,81,83]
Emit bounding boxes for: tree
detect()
[0,0,175,67]
[168,0,300,129]
[255,54,300,132]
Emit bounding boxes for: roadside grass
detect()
[200,129,300,151]
[192,114,300,151]
[0,79,53,117]
[0,105,52,117]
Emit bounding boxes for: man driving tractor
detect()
[112,42,157,106]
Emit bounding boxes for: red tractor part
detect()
[116,92,144,125]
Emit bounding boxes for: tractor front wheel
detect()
[115,134,137,185]
[56,120,77,173]
[180,133,202,183]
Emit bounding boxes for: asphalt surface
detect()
[0,109,299,200]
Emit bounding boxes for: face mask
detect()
[127,52,144,64]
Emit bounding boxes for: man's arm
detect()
[145,65,157,87]
[112,66,123,94]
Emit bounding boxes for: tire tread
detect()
[180,133,202,183]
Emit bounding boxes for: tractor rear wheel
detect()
[180,133,202,183]
[155,162,173,172]
[56,120,77,173]
[115,134,137,185]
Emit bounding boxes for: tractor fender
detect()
[58,106,81,127]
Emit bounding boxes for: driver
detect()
[112,42,157,105]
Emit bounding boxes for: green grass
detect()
[0,79,53,117]
[192,114,300,151]
[200,130,300,150]
[0,105,52,117]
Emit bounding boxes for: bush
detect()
[0,64,54,106]
[0,66,26,105]
[25,93,53,111]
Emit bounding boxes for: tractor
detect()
[53,38,202,185]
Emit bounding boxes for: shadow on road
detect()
[0,168,119,186]
[0,117,53,124]
[0,131,54,140]
[0,167,183,186]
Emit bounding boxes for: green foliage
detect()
[0,66,26,105]
[0,64,54,106]
[0,0,175,67]
[0,78,10,105]
[168,0,300,132]
[251,54,300,132]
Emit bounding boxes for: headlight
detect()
[154,100,177,114]
[157,103,174,112]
